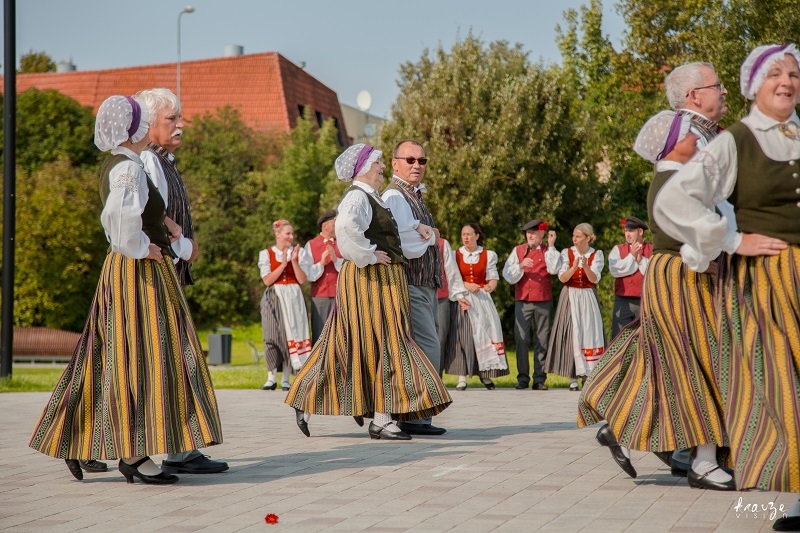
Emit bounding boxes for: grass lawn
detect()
[0,323,572,392]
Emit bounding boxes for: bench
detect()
[10,327,80,363]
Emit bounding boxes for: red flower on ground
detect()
[265,513,279,525]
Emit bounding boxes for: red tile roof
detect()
[1,52,348,140]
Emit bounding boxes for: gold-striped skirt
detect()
[577,253,727,453]
[285,261,452,421]
[29,253,223,460]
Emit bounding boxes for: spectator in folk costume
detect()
[137,87,228,475]
[443,223,510,390]
[546,223,605,392]
[502,219,560,391]
[300,210,343,345]
[436,237,470,380]
[608,216,652,338]
[258,220,311,391]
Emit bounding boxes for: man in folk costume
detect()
[382,139,446,436]
[502,220,560,390]
[608,216,652,338]
[300,210,343,345]
[138,88,229,475]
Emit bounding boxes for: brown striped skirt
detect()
[717,246,800,491]
[443,302,509,379]
[577,252,727,453]
[29,252,223,460]
[285,261,452,421]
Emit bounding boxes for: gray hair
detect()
[664,62,714,109]
[135,88,181,125]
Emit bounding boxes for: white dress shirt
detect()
[334,181,385,268]
[557,247,604,282]
[502,244,561,284]
[440,239,469,301]
[381,176,436,259]
[608,243,649,278]
[300,238,344,281]
[100,147,151,259]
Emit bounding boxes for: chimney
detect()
[223,45,244,57]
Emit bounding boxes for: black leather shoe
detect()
[119,457,179,485]
[671,459,690,477]
[687,466,736,491]
[294,408,310,437]
[282,382,290,391]
[532,383,549,391]
[515,383,528,390]
[481,379,496,390]
[161,455,229,474]
[65,459,83,480]
[79,459,108,472]
[653,451,672,468]
[596,424,637,479]
[396,422,446,435]
[261,381,277,390]
[353,416,365,427]
[368,421,411,440]
[773,515,800,531]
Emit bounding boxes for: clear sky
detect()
[3,0,626,117]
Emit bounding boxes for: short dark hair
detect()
[392,139,425,158]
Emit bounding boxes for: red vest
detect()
[268,248,298,285]
[613,242,652,298]
[455,248,488,287]
[437,238,450,299]
[513,244,554,302]
[307,235,341,298]
[565,248,597,289]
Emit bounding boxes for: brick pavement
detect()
[0,388,788,532]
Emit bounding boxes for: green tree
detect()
[19,50,56,73]
[380,35,593,330]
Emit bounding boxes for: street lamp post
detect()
[177,5,195,103]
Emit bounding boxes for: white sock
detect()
[458,375,467,384]
[786,499,800,518]
[123,456,161,476]
[282,370,291,387]
[692,444,732,483]
[620,446,630,459]
[570,380,578,387]
[374,412,392,427]
[267,370,277,384]
[303,412,311,423]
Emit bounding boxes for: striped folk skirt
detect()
[260,284,311,373]
[443,297,509,379]
[546,286,605,378]
[577,253,726,454]
[29,253,223,460]
[717,246,800,491]
[285,261,452,421]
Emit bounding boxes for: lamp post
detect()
[177,5,195,103]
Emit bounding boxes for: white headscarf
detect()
[633,110,692,163]
[334,143,382,182]
[94,95,150,152]
[740,43,800,100]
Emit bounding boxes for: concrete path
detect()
[0,388,787,532]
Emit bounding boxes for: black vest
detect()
[647,169,684,254]
[345,185,407,266]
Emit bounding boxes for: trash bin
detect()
[208,327,232,365]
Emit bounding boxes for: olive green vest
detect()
[345,185,407,266]
[728,122,800,244]
[99,154,174,255]
[647,169,683,254]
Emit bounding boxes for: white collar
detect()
[745,104,800,131]
[110,146,144,166]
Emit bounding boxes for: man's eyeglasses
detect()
[687,82,725,96]
[393,156,428,165]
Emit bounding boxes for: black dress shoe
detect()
[396,422,447,435]
[353,416,365,427]
[119,457,179,485]
[294,408,310,437]
[687,466,736,491]
[653,451,672,468]
[595,424,637,479]
[532,383,549,391]
[773,515,800,531]
[79,459,108,472]
[368,421,411,440]
[161,455,229,474]
[515,383,528,390]
[481,379,496,390]
[65,459,83,480]
[282,382,290,391]
[671,459,690,477]
[261,381,277,390]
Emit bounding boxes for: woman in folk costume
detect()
[29,96,222,485]
[436,237,471,381]
[258,220,311,391]
[654,45,800,526]
[285,144,452,440]
[546,223,604,392]
[443,223,509,390]
[578,110,734,490]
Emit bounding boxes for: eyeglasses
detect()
[393,156,428,165]
[687,82,725,96]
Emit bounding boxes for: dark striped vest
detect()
[148,144,195,286]
[385,177,442,288]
